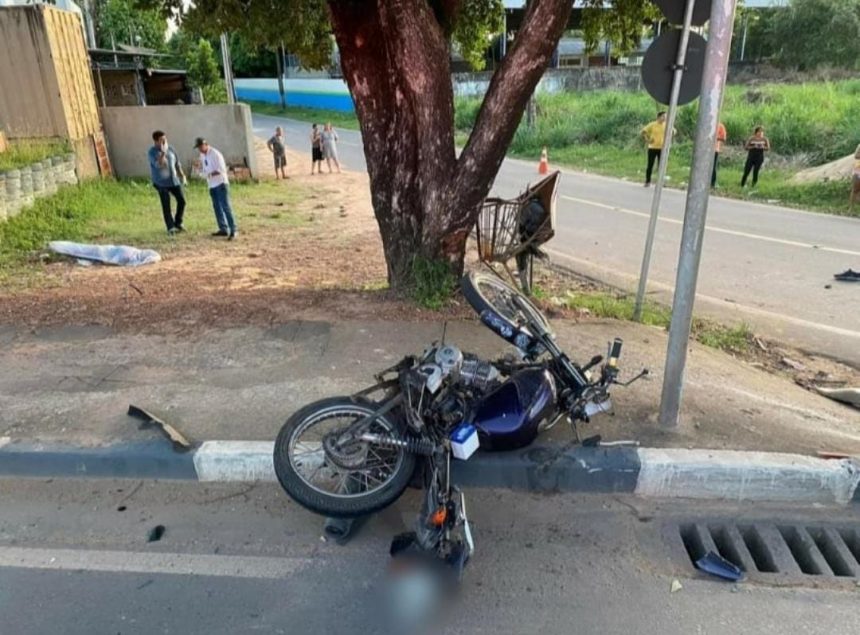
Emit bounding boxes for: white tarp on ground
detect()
[49,241,161,267]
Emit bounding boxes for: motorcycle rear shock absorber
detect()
[360,433,437,456]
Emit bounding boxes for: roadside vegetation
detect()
[249,79,860,217]
[455,80,860,217]
[0,139,70,172]
[560,288,754,355]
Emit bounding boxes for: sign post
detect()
[634,0,703,321]
[659,0,738,428]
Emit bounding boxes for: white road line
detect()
[545,247,860,341]
[0,546,311,579]
[561,195,860,258]
[564,194,860,255]
[504,158,860,222]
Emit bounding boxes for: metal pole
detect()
[632,0,697,321]
[220,33,235,104]
[659,0,737,428]
[739,15,748,62]
[82,0,97,49]
[500,11,507,59]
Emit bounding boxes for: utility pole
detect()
[659,0,737,428]
[220,33,235,104]
[633,0,697,321]
[81,0,97,49]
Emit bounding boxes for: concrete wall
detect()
[100,104,258,179]
[0,153,78,222]
[0,6,103,179]
[453,67,643,97]
[234,78,354,112]
[234,68,644,113]
[0,6,68,138]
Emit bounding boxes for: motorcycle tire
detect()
[273,396,417,519]
[461,270,551,336]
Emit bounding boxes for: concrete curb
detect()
[1,437,858,505]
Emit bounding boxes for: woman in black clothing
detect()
[741,126,771,187]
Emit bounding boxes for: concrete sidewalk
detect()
[1,319,859,504]
[1,319,858,453]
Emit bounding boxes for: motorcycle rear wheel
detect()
[273,397,416,518]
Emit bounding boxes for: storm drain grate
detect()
[679,523,860,579]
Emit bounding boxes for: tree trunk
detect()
[275,44,286,110]
[328,0,572,289]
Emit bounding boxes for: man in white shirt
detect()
[194,137,237,240]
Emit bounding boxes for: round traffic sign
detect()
[653,0,713,27]
[641,29,707,106]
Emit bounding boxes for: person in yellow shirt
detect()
[641,111,668,187]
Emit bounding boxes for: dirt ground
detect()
[0,139,857,413]
[0,140,464,332]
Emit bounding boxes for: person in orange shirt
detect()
[712,121,727,188]
[850,143,860,211]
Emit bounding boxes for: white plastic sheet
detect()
[49,241,161,267]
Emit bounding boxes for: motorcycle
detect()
[273,271,647,577]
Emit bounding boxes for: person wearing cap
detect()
[148,130,187,235]
[194,137,237,240]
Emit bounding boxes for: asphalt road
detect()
[251,113,860,366]
[1,478,858,634]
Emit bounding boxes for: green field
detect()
[456,81,860,216]
[249,80,860,217]
[0,178,304,285]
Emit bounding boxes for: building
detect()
[90,45,196,107]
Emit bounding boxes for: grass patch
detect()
[412,256,456,310]
[0,177,306,285]
[244,100,360,131]
[454,80,860,217]
[563,290,753,354]
[693,321,754,354]
[0,139,70,171]
[565,291,671,327]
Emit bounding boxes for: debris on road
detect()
[833,269,860,282]
[127,405,193,452]
[670,579,683,593]
[814,386,860,409]
[781,357,806,371]
[695,552,744,582]
[147,525,165,542]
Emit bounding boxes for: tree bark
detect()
[328,0,572,289]
[275,44,286,110]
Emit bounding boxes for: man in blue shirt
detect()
[148,130,187,234]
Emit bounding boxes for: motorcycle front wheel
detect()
[273,397,416,518]
[462,270,551,336]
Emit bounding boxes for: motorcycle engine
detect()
[459,358,500,390]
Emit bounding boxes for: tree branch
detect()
[452,0,572,221]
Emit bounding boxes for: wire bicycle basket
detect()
[475,171,560,295]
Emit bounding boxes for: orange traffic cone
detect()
[538,146,549,175]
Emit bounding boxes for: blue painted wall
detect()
[234,79,355,112]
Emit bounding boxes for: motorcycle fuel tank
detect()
[469,368,557,451]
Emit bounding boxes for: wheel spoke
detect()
[288,407,404,499]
